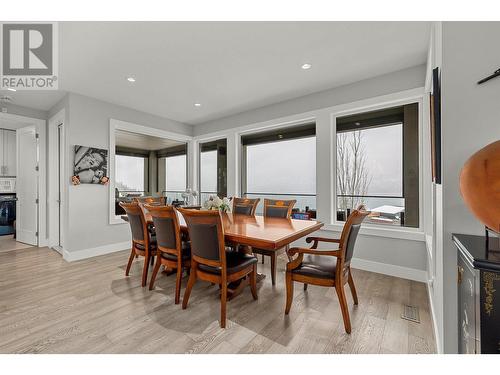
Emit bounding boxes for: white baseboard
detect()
[63,241,130,262]
[350,257,428,283]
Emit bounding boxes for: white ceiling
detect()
[0,22,430,125]
[115,129,186,151]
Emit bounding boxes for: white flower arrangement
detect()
[202,195,231,212]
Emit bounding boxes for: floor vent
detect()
[401,305,420,323]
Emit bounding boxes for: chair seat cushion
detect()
[199,251,257,275]
[160,241,191,261]
[135,236,157,251]
[291,254,337,279]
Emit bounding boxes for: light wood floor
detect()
[0,235,33,254]
[0,246,435,354]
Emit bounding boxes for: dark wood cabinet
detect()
[453,234,500,354]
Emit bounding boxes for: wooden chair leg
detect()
[250,264,258,300]
[182,269,197,309]
[149,256,162,290]
[304,283,308,291]
[220,282,227,328]
[141,253,150,287]
[261,254,264,264]
[270,253,277,286]
[336,284,352,334]
[150,254,155,266]
[285,271,294,314]
[125,248,135,276]
[348,269,358,305]
[174,265,183,304]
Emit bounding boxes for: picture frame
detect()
[73,145,109,184]
[430,67,442,184]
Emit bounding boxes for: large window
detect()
[242,124,316,215]
[199,139,227,203]
[115,154,146,193]
[336,104,419,227]
[164,154,187,203]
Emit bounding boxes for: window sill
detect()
[110,215,127,225]
[322,222,425,242]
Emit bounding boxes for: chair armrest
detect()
[288,247,341,257]
[286,247,341,271]
[306,236,340,249]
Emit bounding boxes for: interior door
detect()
[16,125,38,246]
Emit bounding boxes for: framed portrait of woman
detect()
[73,145,108,184]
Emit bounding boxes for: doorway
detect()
[0,112,47,249]
[48,109,65,253]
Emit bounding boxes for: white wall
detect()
[2,103,48,120]
[194,65,426,136]
[194,66,430,282]
[437,21,500,353]
[50,93,193,259]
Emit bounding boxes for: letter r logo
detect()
[2,23,53,75]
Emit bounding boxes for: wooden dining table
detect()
[122,210,324,298]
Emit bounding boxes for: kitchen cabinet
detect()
[0,129,16,177]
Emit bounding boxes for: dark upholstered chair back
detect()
[178,209,225,266]
[263,199,296,219]
[144,204,180,253]
[120,201,147,245]
[134,196,165,206]
[232,197,260,216]
[339,208,369,265]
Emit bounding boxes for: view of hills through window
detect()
[165,154,187,192]
[244,137,316,211]
[115,155,145,192]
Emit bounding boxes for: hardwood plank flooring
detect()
[0,235,33,254]
[0,246,436,354]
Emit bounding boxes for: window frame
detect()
[240,128,317,211]
[197,137,228,204]
[109,118,193,225]
[330,96,424,234]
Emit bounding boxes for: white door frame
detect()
[48,109,65,252]
[0,112,47,247]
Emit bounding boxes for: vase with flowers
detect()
[202,195,231,213]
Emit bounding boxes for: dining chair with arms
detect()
[120,201,157,287]
[284,207,369,333]
[252,198,296,285]
[178,209,258,328]
[145,204,191,304]
[232,197,260,216]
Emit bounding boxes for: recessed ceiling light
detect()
[127,77,136,82]
[301,63,312,70]
[194,103,201,107]
[7,88,16,92]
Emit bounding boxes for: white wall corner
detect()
[426,280,442,353]
[63,241,130,262]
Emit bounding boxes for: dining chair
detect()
[178,208,258,328]
[284,207,369,333]
[120,201,157,287]
[232,197,260,216]
[252,198,296,285]
[134,196,165,206]
[145,204,191,304]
